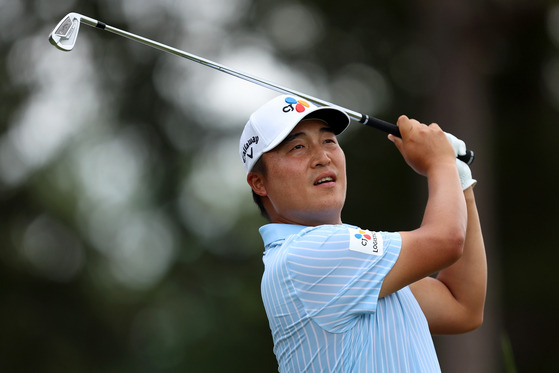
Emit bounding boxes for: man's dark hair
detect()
[251,157,270,221]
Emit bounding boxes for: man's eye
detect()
[292,144,304,150]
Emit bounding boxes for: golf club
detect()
[49,12,474,164]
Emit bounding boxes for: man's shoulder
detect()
[261,223,400,250]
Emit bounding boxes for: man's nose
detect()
[312,148,331,168]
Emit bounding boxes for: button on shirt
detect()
[260,223,441,373]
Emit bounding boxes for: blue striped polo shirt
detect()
[259,223,440,373]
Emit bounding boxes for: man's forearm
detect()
[421,162,468,252]
[436,187,487,326]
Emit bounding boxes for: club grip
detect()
[359,114,475,165]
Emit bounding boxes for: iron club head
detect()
[49,13,82,51]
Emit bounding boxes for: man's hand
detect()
[388,115,456,177]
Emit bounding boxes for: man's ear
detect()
[247,172,267,197]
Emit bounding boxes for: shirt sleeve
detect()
[285,225,401,333]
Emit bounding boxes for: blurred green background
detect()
[1,0,557,371]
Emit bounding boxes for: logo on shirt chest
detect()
[348,228,384,256]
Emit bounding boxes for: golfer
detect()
[239,95,487,372]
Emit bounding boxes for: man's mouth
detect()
[314,176,335,185]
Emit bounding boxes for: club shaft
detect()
[80,17,375,125]
[76,15,474,165]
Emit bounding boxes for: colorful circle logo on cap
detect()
[283,97,310,113]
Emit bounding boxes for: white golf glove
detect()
[445,132,477,190]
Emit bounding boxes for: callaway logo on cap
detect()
[239,95,351,174]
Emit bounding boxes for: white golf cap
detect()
[239,95,351,173]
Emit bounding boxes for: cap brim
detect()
[301,107,351,135]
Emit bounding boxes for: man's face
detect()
[251,119,347,226]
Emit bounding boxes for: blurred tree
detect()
[411,1,501,372]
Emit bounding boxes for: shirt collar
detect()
[259,224,307,247]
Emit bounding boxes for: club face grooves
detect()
[54,15,73,37]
